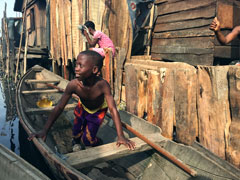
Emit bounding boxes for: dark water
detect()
[0,76,56,179]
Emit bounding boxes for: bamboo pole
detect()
[23,30,29,74]
[3,3,10,77]
[15,0,28,83]
[146,3,154,56]
[121,122,197,177]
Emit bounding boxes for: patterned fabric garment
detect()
[92,30,116,57]
[72,101,108,146]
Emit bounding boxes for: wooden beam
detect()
[66,135,165,169]
[25,79,60,84]
[25,103,77,113]
[15,0,28,83]
[21,89,59,94]
[23,30,29,74]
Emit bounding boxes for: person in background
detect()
[210,17,240,65]
[82,21,116,57]
[28,50,135,152]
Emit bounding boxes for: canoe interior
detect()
[18,65,240,180]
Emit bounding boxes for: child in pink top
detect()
[82,21,115,57]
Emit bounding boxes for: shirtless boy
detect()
[28,50,135,151]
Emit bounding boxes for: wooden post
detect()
[15,0,28,83]
[114,48,126,105]
[23,31,29,74]
[146,3,154,56]
[3,3,10,77]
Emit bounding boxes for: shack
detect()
[1,2,22,78]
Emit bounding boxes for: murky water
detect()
[0,75,56,179]
[0,78,19,154]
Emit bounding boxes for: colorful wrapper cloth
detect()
[72,100,108,146]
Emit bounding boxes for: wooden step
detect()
[25,103,77,113]
[25,79,60,84]
[21,89,59,94]
[65,134,166,169]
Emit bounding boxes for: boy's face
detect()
[88,27,94,35]
[75,54,95,80]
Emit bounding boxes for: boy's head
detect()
[77,50,103,74]
[84,21,95,32]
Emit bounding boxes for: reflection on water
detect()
[0,78,19,154]
[0,75,56,179]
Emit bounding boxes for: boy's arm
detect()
[103,81,135,150]
[210,17,240,44]
[83,30,98,47]
[28,81,74,141]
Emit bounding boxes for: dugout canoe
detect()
[16,65,240,180]
[0,144,50,180]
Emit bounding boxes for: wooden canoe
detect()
[0,144,50,180]
[16,65,240,180]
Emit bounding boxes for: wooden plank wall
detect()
[49,0,132,65]
[125,58,240,168]
[152,0,240,65]
[49,0,85,66]
[152,0,216,65]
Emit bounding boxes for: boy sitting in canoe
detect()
[28,50,135,151]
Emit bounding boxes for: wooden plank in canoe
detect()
[21,89,59,94]
[25,103,77,113]
[66,135,166,169]
[25,79,60,84]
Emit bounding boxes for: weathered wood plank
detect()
[25,79,60,84]
[71,0,80,59]
[21,89,59,94]
[146,68,175,140]
[125,64,138,115]
[152,37,214,49]
[156,2,215,24]
[114,48,126,105]
[156,0,215,16]
[64,0,72,61]
[65,135,165,169]
[175,68,197,145]
[154,18,213,33]
[151,46,213,55]
[227,67,240,168]
[214,46,240,59]
[146,70,160,125]
[197,66,230,159]
[153,27,214,39]
[25,103,77,113]
[137,69,148,118]
[217,2,240,29]
[109,0,132,59]
[151,53,214,66]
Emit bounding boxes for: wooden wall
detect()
[151,0,240,66]
[48,0,132,66]
[26,1,47,47]
[125,57,240,168]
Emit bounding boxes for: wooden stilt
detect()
[23,31,29,74]
[15,0,28,83]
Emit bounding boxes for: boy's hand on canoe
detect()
[116,136,136,150]
[28,130,47,141]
